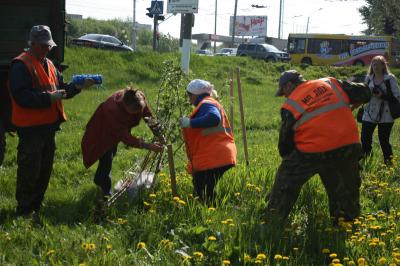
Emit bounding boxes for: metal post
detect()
[181,13,193,73]
[306,16,310,34]
[213,0,218,53]
[153,16,158,51]
[132,0,137,50]
[278,0,283,39]
[231,0,238,47]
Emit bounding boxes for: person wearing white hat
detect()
[180,79,237,204]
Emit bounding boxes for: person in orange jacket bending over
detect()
[180,79,237,204]
[267,70,371,225]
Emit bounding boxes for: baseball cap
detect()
[29,25,57,47]
[276,70,302,96]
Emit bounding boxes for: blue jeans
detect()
[94,146,117,196]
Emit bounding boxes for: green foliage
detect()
[1,48,400,265]
[359,0,400,37]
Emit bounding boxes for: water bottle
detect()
[72,74,103,85]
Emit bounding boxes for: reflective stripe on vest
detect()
[289,79,350,129]
[202,122,232,136]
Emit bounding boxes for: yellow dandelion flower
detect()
[193,251,204,259]
[293,247,299,251]
[229,223,235,227]
[274,254,283,260]
[378,257,387,265]
[234,192,240,196]
[343,257,350,262]
[322,248,330,254]
[117,218,127,225]
[226,218,233,223]
[256,253,267,260]
[78,264,86,266]
[149,193,156,198]
[244,254,251,262]
[283,256,289,260]
[221,220,229,224]
[106,244,112,251]
[358,257,366,266]
[88,243,95,250]
[101,236,109,242]
[332,258,340,263]
[208,236,217,241]
[178,200,186,205]
[46,249,55,256]
[255,260,262,264]
[143,201,151,207]
[222,260,231,265]
[329,253,337,259]
[208,207,216,211]
[348,261,355,266]
[137,242,146,249]
[173,196,180,201]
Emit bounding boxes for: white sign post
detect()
[167,0,199,14]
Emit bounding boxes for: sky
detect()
[66,0,367,39]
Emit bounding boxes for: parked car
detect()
[236,43,290,62]
[196,49,213,56]
[215,48,237,56]
[70,34,133,52]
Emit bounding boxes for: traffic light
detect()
[146,7,153,18]
[157,15,165,21]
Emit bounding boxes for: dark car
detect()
[236,43,290,62]
[70,34,133,52]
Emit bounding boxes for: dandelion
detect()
[293,247,299,251]
[283,256,289,260]
[274,254,283,260]
[322,248,330,254]
[343,257,350,262]
[101,236,109,242]
[358,257,366,266]
[88,243,95,250]
[256,253,267,260]
[234,192,241,196]
[348,261,355,266]
[378,257,387,265]
[106,244,112,251]
[208,207,216,211]
[222,260,231,265]
[143,201,151,207]
[173,196,180,202]
[178,200,186,205]
[137,242,146,249]
[117,218,127,225]
[244,254,251,262]
[46,249,55,256]
[78,264,86,266]
[329,253,337,259]
[332,258,340,263]
[193,251,204,260]
[255,260,262,264]
[208,236,217,241]
[149,193,156,198]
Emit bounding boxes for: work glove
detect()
[179,117,191,128]
[50,90,66,102]
[75,78,95,90]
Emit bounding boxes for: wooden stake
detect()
[236,67,249,166]
[229,75,234,131]
[167,144,178,196]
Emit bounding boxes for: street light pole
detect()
[306,16,310,34]
[132,0,137,50]
[213,0,217,53]
[278,0,284,39]
[231,0,238,47]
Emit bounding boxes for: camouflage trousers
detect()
[267,144,362,223]
[16,132,55,215]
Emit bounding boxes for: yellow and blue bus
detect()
[287,33,400,67]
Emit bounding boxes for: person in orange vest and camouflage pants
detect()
[180,79,237,204]
[267,70,371,224]
[9,25,94,220]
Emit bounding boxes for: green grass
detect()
[1,47,400,265]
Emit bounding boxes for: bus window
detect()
[288,38,306,53]
[308,39,342,55]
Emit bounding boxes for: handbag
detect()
[385,79,400,119]
[356,105,364,123]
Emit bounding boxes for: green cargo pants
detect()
[267,144,362,223]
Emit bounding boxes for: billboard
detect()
[229,16,267,36]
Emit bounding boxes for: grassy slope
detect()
[1,47,400,265]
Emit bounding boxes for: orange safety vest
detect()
[10,51,66,127]
[183,96,237,173]
[282,77,359,153]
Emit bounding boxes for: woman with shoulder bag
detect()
[360,55,400,165]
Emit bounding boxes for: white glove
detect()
[180,117,191,128]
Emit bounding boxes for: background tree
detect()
[359,0,400,37]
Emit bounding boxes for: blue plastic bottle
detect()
[72,74,103,85]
